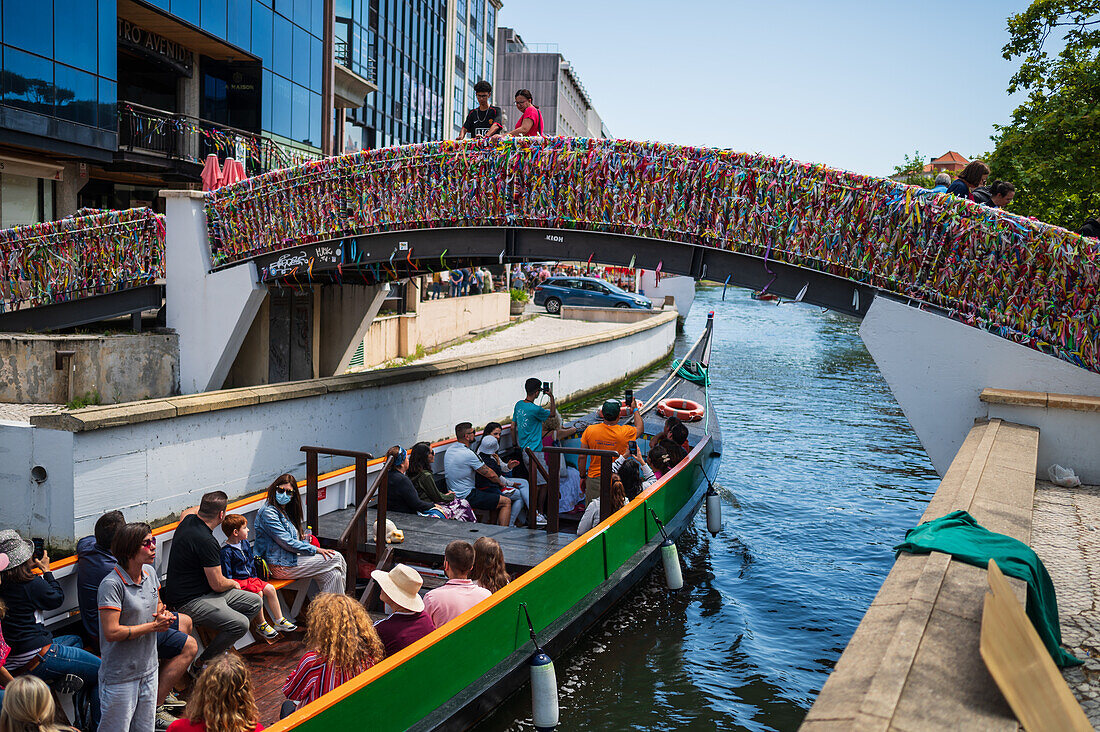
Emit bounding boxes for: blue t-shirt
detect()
[513,400,551,454]
[443,445,485,499]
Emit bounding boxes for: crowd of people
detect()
[0,372,689,731]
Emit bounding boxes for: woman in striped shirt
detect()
[281,594,385,713]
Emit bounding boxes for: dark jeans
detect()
[32,634,101,728]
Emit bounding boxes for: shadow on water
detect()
[476,287,939,732]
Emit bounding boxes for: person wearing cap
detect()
[578,397,646,503]
[371,564,435,656]
[0,530,101,728]
[422,541,491,628]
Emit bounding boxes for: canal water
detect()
[478,285,940,731]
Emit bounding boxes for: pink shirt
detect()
[515,106,543,136]
[423,579,491,627]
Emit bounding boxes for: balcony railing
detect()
[117,101,322,177]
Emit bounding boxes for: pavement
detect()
[1030,479,1100,726]
[0,402,65,424]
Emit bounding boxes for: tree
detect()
[987,2,1100,230]
[891,150,934,188]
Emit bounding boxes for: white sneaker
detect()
[536,512,548,526]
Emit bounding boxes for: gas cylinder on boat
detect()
[706,486,722,536]
[660,538,684,590]
[530,650,559,730]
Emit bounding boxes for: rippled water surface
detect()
[478,286,939,731]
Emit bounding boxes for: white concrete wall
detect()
[0,421,75,548]
[983,403,1100,485]
[54,315,674,540]
[638,273,695,319]
[860,296,1100,480]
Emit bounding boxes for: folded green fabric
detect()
[894,509,1080,667]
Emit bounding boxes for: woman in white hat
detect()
[371,564,435,656]
[0,530,101,728]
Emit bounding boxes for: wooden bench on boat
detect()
[801,418,1040,731]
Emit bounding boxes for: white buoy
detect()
[706,487,722,536]
[530,650,559,731]
[661,538,684,590]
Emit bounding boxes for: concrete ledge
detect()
[802,418,1038,731]
[30,311,678,432]
[981,387,1100,413]
[560,305,661,323]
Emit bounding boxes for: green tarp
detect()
[894,509,1081,668]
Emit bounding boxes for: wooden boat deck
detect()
[316,508,578,572]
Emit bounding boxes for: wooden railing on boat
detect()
[544,446,619,522]
[527,446,619,528]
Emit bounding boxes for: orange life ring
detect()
[657,398,704,422]
[619,403,637,419]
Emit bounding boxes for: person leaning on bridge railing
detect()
[494,89,544,138]
[944,160,990,201]
[457,80,504,140]
[971,180,1016,209]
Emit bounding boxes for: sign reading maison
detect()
[117,19,194,77]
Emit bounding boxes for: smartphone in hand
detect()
[32,538,45,560]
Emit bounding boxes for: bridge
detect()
[2,136,1098,476]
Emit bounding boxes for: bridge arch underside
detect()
[251,227,881,318]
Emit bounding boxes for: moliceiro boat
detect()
[278,312,722,730]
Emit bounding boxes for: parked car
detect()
[533,276,652,314]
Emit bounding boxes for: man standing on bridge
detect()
[458,81,503,139]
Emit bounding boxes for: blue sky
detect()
[496,1,1033,176]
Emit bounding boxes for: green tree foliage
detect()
[987,1,1100,230]
[892,150,935,187]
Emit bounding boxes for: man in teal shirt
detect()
[514,378,556,479]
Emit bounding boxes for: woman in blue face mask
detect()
[253,474,349,600]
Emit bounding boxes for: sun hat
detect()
[0,529,33,569]
[370,563,424,613]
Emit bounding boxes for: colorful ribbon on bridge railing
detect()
[203,136,1100,375]
[0,207,164,311]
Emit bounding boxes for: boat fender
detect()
[530,651,559,731]
[661,538,684,591]
[656,398,705,423]
[706,485,722,536]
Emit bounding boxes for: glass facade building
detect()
[445,0,498,138]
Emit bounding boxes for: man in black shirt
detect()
[458,80,503,139]
[164,491,260,671]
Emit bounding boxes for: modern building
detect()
[0,0,387,227]
[493,27,609,139]
[337,0,450,152]
[442,0,501,139]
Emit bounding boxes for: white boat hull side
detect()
[859,296,1100,483]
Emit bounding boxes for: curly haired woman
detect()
[281,593,386,716]
[167,654,261,732]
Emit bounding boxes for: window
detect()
[54,64,98,126]
[98,78,116,130]
[272,74,292,138]
[294,0,311,29]
[292,83,309,143]
[292,26,310,85]
[2,48,54,116]
[273,14,293,78]
[201,0,228,39]
[310,36,322,90]
[171,0,201,26]
[252,4,273,63]
[54,0,97,71]
[309,90,321,148]
[1,174,51,228]
[4,0,53,58]
[228,0,251,50]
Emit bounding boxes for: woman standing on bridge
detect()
[497,89,543,137]
[944,160,990,201]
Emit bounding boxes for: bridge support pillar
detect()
[860,296,1100,482]
[163,191,266,394]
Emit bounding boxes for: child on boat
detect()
[220,514,297,641]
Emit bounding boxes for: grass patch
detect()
[66,390,101,410]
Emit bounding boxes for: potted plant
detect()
[509,287,528,315]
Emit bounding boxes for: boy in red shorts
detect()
[220,514,297,641]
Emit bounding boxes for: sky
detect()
[496,1,1034,176]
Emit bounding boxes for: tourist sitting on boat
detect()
[166,653,261,732]
[612,451,656,497]
[472,537,510,594]
[656,437,688,469]
[280,593,385,718]
[97,522,176,731]
[513,378,557,483]
[0,539,13,706]
[577,474,628,535]
[543,414,583,513]
[444,423,513,526]
[220,514,297,642]
[76,510,196,720]
[0,530,101,729]
[578,398,645,503]
[0,675,78,732]
[424,542,491,628]
[385,446,446,518]
[408,442,476,522]
[651,416,684,449]
[478,426,539,526]
[647,444,673,480]
[254,475,349,598]
[370,565,435,656]
[163,491,262,677]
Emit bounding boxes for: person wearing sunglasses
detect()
[254,474,348,599]
[98,523,179,730]
[496,89,543,138]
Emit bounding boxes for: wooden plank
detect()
[980,560,1090,732]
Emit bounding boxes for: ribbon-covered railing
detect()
[204,137,1100,374]
[0,207,165,311]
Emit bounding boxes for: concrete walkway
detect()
[1031,480,1100,726]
